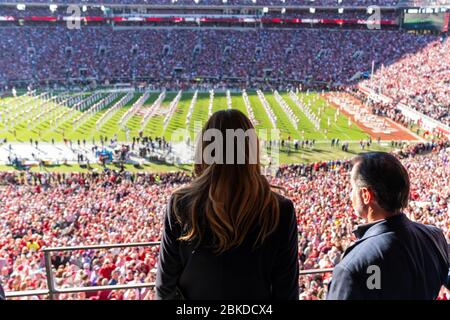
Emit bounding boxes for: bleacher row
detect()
[0,140,448,300]
[0,27,447,125]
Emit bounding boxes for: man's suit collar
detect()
[342,214,411,259]
[353,213,411,241]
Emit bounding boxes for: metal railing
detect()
[5,242,161,299]
[4,241,333,300]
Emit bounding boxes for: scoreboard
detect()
[403,7,449,31]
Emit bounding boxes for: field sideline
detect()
[0,140,395,173]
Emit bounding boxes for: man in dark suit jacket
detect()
[327,152,449,300]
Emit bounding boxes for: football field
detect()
[0,89,371,144]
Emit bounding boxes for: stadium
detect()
[0,0,448,301]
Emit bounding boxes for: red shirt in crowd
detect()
[99,264,116,279]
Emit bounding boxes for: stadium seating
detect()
[0,27,446,125]
[0,0,448,301]
[0,140,448,299]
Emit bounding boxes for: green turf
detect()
[124,93,160,138]
[212,92,228,113]
[264,92,300,140]
[142,92,176,138]
[231,92,248,116]
[301,92,368,141]
[165,92,194,142]
[52,95,112,142]
[0,90,416,170]
[247,91,274,133]
[188,92,210,140]
[281,92,324,140]
[93,93,142,142]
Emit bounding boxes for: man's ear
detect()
[360,187,372,205]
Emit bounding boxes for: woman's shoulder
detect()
[168,190,189,214]
[274,192,294,211]
[167,191,196,228]
[273,192,296,225]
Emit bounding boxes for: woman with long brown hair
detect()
[155,109,299,300]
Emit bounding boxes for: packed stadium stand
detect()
[0,0,449,300]
[0,140,448,300]
[0,27,447,124]
[0,28,434,82]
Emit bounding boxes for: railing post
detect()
[44,251,56,300]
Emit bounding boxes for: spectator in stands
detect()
[327,152,449,300]
[156,110,299,300]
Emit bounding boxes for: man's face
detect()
[350,164,367,219]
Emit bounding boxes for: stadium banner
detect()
[84,16,107,22]
[25,16,58,21]
[0,16,14,21]
[0,16,398,26]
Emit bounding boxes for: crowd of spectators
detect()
[0,140,448,300]
[0,27,441,85]
[1,26,446,127]
[345,88,449,139]
[370,99,417,126]
[0,170,190,300]
[361,35,449,126]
